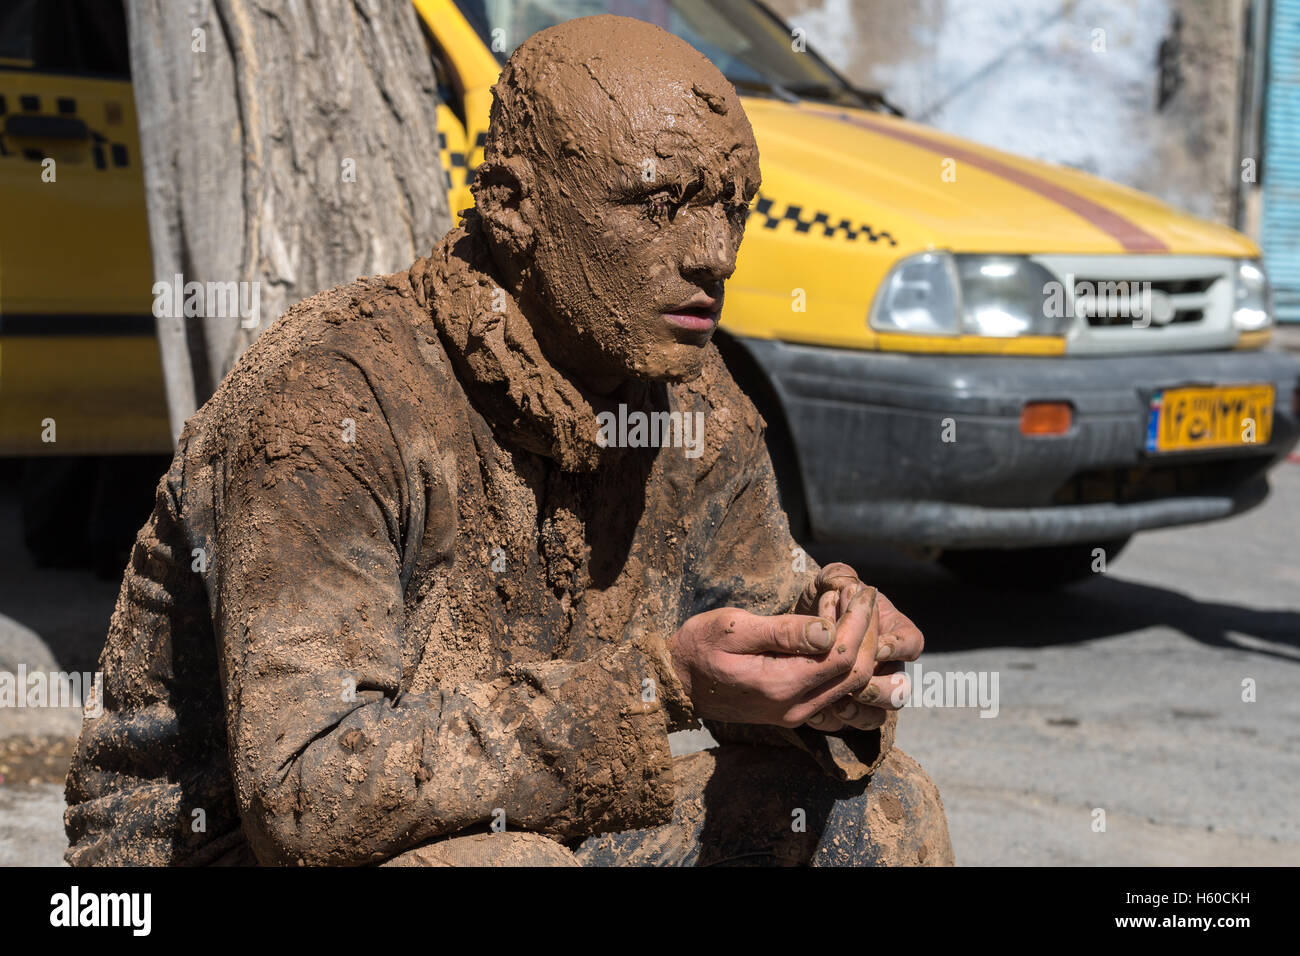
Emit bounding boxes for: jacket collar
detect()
[413,227,653,473]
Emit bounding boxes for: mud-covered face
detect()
[478,17,761,387]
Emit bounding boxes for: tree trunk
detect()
[126,0,451,444]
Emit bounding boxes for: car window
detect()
[0,0,37,64]
[0,0,130,78]
[455,0,858,102]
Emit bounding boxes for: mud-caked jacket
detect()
[64,228,895,866]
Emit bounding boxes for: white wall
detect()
[770,0,1247,225]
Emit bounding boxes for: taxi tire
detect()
[714,332,809,542]
[22,455,169,578]
[21,457,96,568]
[937,537,1131,591]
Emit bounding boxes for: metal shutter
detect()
[1264,0,1300,322]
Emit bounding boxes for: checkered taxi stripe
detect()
[438,129,487,193]
[432,129,900,248]
[464,131,486,186]
[749,194,897,245]
[0,92,131,170]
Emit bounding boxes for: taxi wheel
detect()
[22,456,169,578]
[713,333,808,542]
[20,457,96,568]
[937,537,1131,591]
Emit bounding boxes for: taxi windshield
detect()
[452,0,867,106]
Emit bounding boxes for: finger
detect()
[832,587,873,655]
[828,699,889,731]
[742,590,880,703]
[873,591,925,662]
[725,611,837,656]
[749,644,863,703]
[803,709,845,733]
[817,562,861,594]
[780,593,881,712]
[793,562,861,615]
[774,585,877,665]
[797,694,888,733]
[828,585,877,667]
[853,664,910,710]
[818,587,839,622]
[837,580,865,620]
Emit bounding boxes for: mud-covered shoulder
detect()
[167,268,455,562]
[175,270,442,459]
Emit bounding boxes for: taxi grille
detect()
[1070,275,1222,327]
[1032,255,1240,355]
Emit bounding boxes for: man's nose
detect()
[681,207,737,280]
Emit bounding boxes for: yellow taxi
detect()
[422,0,1300,585]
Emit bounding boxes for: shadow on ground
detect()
[808,543,1300,662]
[1,456,1296,676]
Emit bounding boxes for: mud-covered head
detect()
[470,14,760,386]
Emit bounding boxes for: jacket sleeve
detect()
[688,401,897,781]
[209,353,679,865]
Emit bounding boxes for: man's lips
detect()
[662,292,720,332]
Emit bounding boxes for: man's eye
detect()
[725,200,751,223]
[645,194,676,222]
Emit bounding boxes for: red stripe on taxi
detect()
[840,113,1170,254]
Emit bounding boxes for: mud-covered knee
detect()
[382,832,579,867]
[862,747,954,866]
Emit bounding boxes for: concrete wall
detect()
[768,0,1250,228]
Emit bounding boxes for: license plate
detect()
[1146,383,1274,453]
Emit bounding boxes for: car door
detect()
[0,0,169,454]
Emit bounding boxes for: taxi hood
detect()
[742,98,1258,258]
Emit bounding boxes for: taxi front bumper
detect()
[740,337,1300,549]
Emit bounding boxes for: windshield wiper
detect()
[851,86,905,117]
[784,81,905,116]
[727,77,799,103]
[729,75,905,115]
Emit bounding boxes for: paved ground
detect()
[3,448,1299,866]
[820,457,1300,866]
[1273,323,1300,355]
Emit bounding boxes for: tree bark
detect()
[126,0,451,444]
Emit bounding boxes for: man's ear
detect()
[471,155,535,256]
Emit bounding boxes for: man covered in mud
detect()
[66,15,952,866]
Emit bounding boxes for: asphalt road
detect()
[816,458,1300,865]
[2,455,1298,866]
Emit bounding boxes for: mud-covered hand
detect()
[795,563,924,733]
[666,587,881,728]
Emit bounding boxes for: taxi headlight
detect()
[870,253,1070,337]
[1233,260,1272,331]
[954,255,1071,337]
[868,252,960,335]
